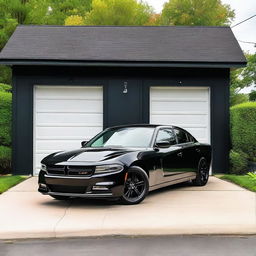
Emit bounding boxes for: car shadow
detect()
[39,181,193,208]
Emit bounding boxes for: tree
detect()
[26,0,92,25]
[83,0,153,26]
[249,90,256,101]
[230,53,256,106]
[65,15,84,25]
[160,0,235,26]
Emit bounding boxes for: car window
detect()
[174,128,189,144]
[88,127,155,148]
[155,129,177,145]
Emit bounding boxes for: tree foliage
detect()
[160,0,235,26]
[26,0,92,25]
[249,90,256,101]
[230,53,256,106]
[83,0,153,26]
[65,15,84,25]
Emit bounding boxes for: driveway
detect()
[0,177,255,239]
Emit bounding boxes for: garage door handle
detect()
[177,152,183,157]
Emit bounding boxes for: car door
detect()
[173,128,198,175]
[154,128,184,182]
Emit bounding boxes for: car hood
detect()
[41,147,142,165]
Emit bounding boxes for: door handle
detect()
[177,152,183,157]
[196,148,201,153]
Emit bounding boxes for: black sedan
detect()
[38,125,211,204]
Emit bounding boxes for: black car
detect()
[38,125,211,204]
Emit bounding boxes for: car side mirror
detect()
[81,141,88,147]
[155,141,171,148]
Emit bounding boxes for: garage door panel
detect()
[36,99,102,113]
[151,114,208,126]
[36,86,102,99]
[150,87,210,144]
[37,113,103,124]
[151,101,208,112]
[36,125,102,138]
[36,140,83,151]
[34,86,103,175]
[151,88,208,99]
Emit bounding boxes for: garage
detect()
[150,87,210,144]
[34,86,103,175]
[0,25,246,174]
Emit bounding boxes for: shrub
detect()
[229,150,248,174]
[0,91,11,146]
[0,146,11,174]
[230,102,256,162]
[0,83,11,92]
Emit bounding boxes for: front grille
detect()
[47,165,65,175]
[49,185,86,194]
[46,165,95,176]
[67,166,95,176]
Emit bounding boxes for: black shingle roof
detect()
[0,25,246,67]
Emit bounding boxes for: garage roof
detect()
[0,25,246,68]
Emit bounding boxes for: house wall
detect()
[12,66,230,175]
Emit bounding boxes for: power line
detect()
[231,14,256,28]
[238,39,256,45]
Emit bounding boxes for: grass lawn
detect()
[219,174,256,192]
[0,176,27,194]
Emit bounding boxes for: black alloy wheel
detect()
[121,167,149,205]
[193,158,209,186]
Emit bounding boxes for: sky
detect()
[145,0,256,54]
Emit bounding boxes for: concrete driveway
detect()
[0,177,255,239]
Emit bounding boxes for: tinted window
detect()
[87,127,155,148]
[174,128,189,144]
[156,129,176,145]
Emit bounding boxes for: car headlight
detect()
[95,164,123,174]
[41,164,47,172]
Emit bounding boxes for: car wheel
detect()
[50,195,70,200]
[121,167,149,205]
[193,157,209,186]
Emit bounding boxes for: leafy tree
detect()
[249,90,256,101]
[83,0,153,25]
[26,0,92,25]
[65,15,84,25]
[160,0,235,26]
[230,53,256,106]
[230,90,248,106]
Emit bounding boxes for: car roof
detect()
[107,124,173,129]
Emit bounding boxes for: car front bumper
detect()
[38,169,126,198]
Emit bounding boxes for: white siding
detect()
[34,86,103,175]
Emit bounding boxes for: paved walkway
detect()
[0,177,255,239]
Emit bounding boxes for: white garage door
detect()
[34,86,103,175]
[150,87,210,143]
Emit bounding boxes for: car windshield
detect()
[86,127,155,148]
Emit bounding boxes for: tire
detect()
[192,157,210,186]
[50,195,70,200]
[120,167,149,205]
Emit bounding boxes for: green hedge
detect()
[229,150,248,174]
[0,146,11,174]
[230,102,256,162]
[0,83,11,92]
[0,91,11,146]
